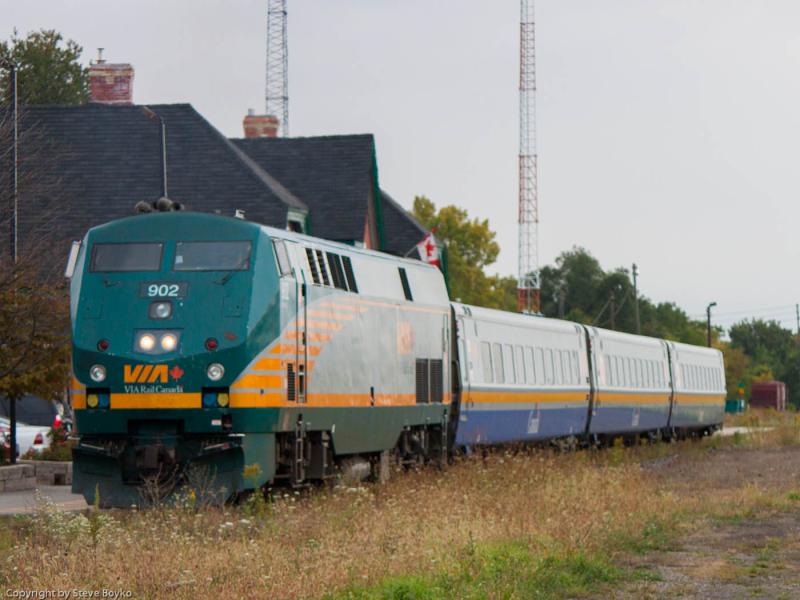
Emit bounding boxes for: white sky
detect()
[7,0,800,331]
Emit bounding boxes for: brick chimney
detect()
[89,50,134,105]
[243,109,279,138]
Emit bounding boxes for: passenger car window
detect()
[571,352,580,385]
[492,343,504,383]
[553,351,562,385]
[481,342,493,383]
[515,346,525,383]
[524,347,535,384]
[534,348,544,385]
[503,344,515,383]
[544,349,554,385]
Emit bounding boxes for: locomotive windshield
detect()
[173,241,252,271]
[90,243,163,272]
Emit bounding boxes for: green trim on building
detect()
[287,208,309,234]
[369,139,386,251]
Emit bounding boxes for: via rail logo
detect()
[123,364,185,393]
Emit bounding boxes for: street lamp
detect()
[0,58,17,464]
[706,302,717,347]
[0,57,18,264]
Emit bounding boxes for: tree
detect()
[0,264,70,399]
[728,319,800,408]
[0,86,73,463]
[0,29,89,105]
[720,344,751,400]
[412,196,516,311]
[538,246,707,344]
[729,319,794,372]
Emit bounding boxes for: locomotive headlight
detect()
[138,333,156,352]
[89,364,106,383]
[150,301,172,320]
[160,333,178,352]
[207,363,225,381]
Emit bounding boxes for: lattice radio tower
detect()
[265,0,289,136]
[517,0,540,314]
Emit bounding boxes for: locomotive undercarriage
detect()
[273,418,449,489]
[72,426,245,508]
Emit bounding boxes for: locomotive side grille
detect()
[315,250,331,286]
[305,248,321,284]
[341,256,358,293]
[326,252,347,290]
[429,359,443,403]
[287,363,296,402]
[415,359,429,404]
[398,267,413,301]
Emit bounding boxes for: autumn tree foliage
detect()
[0,66,72,405]
[412,195,517,311]
[0,257,71,403]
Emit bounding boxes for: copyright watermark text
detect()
[6,591,132,600]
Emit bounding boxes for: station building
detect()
[0,58,426,267]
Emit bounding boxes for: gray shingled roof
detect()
[380,190,427,256]
[232,134,428,255]
[1,105,427,265]
[233,134,375,243]
[4,103,304,261]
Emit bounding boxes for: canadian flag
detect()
[416,231,441,267]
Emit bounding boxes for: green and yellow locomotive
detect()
[69,212,451,506]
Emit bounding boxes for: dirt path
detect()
[606,446,800,599]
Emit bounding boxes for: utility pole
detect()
[706,301,717,347]
[516,0,540,314]
[795,303,799,335]
[609,291,616,331]
[632,263,640,334]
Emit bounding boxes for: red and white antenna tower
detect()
[517,0,540,314]
[265,0,289,136]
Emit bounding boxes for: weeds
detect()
[2,411,799,598]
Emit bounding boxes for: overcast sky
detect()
[7,0,800,330]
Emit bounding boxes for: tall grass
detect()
[2,412,798,599]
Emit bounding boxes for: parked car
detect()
[0,416,50,457]
[0,395,60,428]
[0,429,17,462]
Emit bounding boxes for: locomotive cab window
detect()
[174,241,251,271]
[90,242,163,272]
